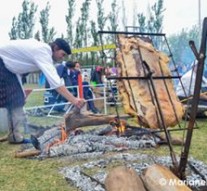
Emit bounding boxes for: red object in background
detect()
[78,73,83,98]
[24,89,33,99]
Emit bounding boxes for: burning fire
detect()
[46,125,68,151]
[109,118,126,136]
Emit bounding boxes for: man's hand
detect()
[73,98,85,108]
[56,86,86,108]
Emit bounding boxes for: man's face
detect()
[52,49,68,62]
[75,63,81,71]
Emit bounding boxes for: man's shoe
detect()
[8,133,24,144]
[91,108,101,114]
[30,135,40,150]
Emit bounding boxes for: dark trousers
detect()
[0,58,25,109]
[0,58,26,142]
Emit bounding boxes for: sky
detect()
[0,0,206,44]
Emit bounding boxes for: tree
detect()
[167,26,200,73]
[39,2,56,43]
[147,0,165,34]
[74,0,91,62]
[89,21,100,65]
[9,0,37,39]
[137,0,165,48]
[34,31,41,41]
[65,0,76,46]
[108,0,119,38]
[107,0,119,66]
[74,18,82,49]
[9,17,18,40]
[121,0,127,30]
[137,13,146,33]
[95,0,108,64]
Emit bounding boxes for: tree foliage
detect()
[7,0,200,70]
[167,26,200,72]
[121,0,127,29]
[9,0,37,39]
[137,0,165,48]
[65,0,76,46]
[108,0,119,40]
[74,0,91,62]
[39,2,56,43]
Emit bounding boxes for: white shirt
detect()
[0,39,63,89]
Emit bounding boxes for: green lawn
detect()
[0,84,207,190]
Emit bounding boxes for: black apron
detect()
[0,58,25,109]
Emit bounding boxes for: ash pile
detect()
[59,153,207,191]
[31,123,159,158]
[22,123,207,191]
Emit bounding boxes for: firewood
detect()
[141,164,192,191]
[0,135,8,142]
[105,166,146,191]
[14,149,41,158]
[64,106,115,133]
[155,133,184,145]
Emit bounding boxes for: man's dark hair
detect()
[54,38,71,55]
[65,61,75,69]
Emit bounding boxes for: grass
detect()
[0,84,207,190]
[0,142,74,191]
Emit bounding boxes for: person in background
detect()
[104,66,118,104]
[82,74,100,114]
[38,72,46,87]
[66,61,100,113]
[90,66,104,86]
[176,60,207,105]
[65,61,80,96]
[0,38,85,144]
[44,61,76,111]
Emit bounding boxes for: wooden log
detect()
[0,135,8,142]
[155,133,184,146]
[14,149,41,158]
[64,106,115,133]
[105,166,146,191]
[141,164,192,191]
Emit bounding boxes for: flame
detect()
[110,118,126,136]
[46,126,68,151]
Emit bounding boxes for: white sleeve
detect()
[32,47,64,89]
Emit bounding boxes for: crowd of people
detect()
[44,61,113,114]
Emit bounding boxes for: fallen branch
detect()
[14,149,41,158]
[64,107,115,133]
[0,135,8,142]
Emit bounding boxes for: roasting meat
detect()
[116,35,184,129]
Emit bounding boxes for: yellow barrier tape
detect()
[72,43,116,54]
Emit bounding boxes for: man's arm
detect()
[56,85,85,108]
[200,93,207,101]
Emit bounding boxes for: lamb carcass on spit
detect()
[116,35,184,129]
